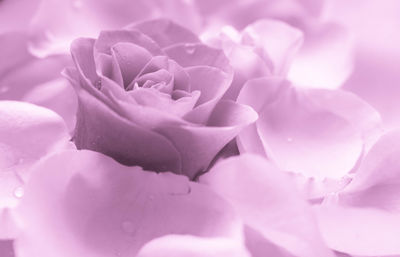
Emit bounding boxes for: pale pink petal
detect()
[129,88,200,117]
[137,235,250,257]
[158,100,258,179]
[314,205,400,256]
[201,154,334,257]
[164,43,231,73]
[22,79,78,132]
[244,225,297,257]
[110,42,153,87]
[314,130,400,255]
[130,19,200,48]
[183,66,232,124]
[185,66,232,106]
[0,32,71,102]
[73,88,183,172]
[0,101,70,239]
[288,22,353,89]
[329,0,400,130]
[238,77,380,179]
[94,29,162,57]
[339,129,400,210]
[0,101,69,182]
[222,43,271,101]
[241,19,304,76]
[15,150,242,257]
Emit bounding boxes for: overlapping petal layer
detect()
[201,154,334,257]
[237,77,381,180]
[314,130,400,256]
[15,150,242,257]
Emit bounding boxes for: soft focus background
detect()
[1,0,400,256]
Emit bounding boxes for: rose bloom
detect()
[64,19,257,179]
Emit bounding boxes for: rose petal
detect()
[22,78,78,132]
[200,155,334,257]
[183,66,233,124]
[0,101,70,238]
[70,37,98,84]
[339,129,400,210]
[329,0,400,130]
[110,42,153,87]
[137,235,250,257]
[313,129,400,255]
[15,150,242,257]
[314,205,400,256]
[164,43,231,74]
[0,33,71,101]
[158,100,258,179]
[288,23,353,89]
[222,43,271,100]
[129,19,200,48]
[94,29,162,56]
[95,53,124,87]
[241,19,304,76]
[238,77,380,179]
[129,88,200,117]
[0,101,69,181]
[73,88,182,172]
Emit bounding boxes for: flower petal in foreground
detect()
[237,77,381,180]
[314,129,400,256]
[0,101,70,239]
[15,150,242,257]
[201,154,334,257]
[137,235,250,257]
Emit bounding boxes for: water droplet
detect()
[13,187,24,198]
[121,221,135,234]
[94,79,102,89]
[287,137,293,143]
[184,44,196,54]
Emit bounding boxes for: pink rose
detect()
[65,19,257,179]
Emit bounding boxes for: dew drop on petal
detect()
[287,137,293,143]
[13,187,24,198]
[184,44,196,54]
[94,79,102,90]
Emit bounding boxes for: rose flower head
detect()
[64,19,257,179]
